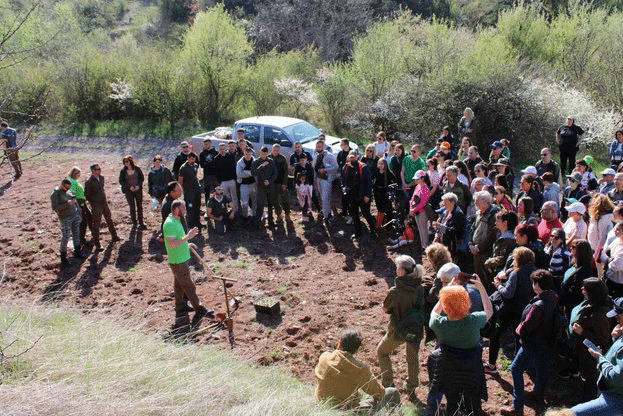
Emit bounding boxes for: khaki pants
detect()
[168,262,200,312]
[377,331,422,391]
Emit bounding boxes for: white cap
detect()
[567,202,586,215]
[601,168,617,176]
[521,166,537,175]
[414,170,427,180]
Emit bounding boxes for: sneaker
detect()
[484,364,498,375]
[558,367,580,378]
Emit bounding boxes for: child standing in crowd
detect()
[296,172,314,223]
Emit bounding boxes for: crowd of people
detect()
[41,109,623,415]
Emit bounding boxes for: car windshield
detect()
[283,122,321,144]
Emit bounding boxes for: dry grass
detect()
[0,300,355,416]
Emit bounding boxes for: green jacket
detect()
[50,187,78,220]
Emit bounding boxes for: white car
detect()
[190,116,356,165]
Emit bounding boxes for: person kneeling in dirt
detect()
[163,200,213,333]
[206,186,234,234]
[377,255,426,399]
[315,329,400,410]
[51,178,86,267]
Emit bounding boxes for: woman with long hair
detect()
[494,185,516,212]
[457,136,472,161]
[515,175,543,215]
[561,239,599,319]
[68,166,92,245]
[453,160,471,186]
[361,144,380,178]
[389,143,405,188]
[470,163,492,193]
[372,158,396,230]
[560,277,611,401]
[119,155,146,229]
[588,194,615,262]
[458,107,477,139]
[517,197,539,227]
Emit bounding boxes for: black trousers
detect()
[348,193,374,235]
[559,145,578,176]
[184,193,201,230]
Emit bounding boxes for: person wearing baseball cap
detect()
[489,140,504,166]
[561,171,587,221]
[410,170,431,251]
[563,201,587,245]
[570,296,623,416]
[599,168,617,195]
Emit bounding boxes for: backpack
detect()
[395,286,425,343]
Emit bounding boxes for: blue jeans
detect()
[510,344,550,411]
[572,393,623,416]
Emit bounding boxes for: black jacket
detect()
[172,152,188,178]
[517,290,559,346]
[341,161,372,202]
[199,147,218,176]
[214,152,237,182]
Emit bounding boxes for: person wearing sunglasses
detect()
[172,141,191,180]
[84,163,121,249]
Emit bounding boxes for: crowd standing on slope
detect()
[32,108,623,415]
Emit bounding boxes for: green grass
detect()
[0,301,353,416]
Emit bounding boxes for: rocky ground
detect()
[0,136,585,415]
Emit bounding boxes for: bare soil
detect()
[0,139,584,415]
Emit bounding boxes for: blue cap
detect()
[491,140,503,149]
[607,297,623,318]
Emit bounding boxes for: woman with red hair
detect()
[427,275,493,416]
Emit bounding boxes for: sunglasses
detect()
[411,150,418,154]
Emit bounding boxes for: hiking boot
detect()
[484,364,498,375]
[112,235,122,242]
[73,246,86,259]
[195,306,214,318]
[60,252,70,268]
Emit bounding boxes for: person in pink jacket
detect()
[410,170,431,252]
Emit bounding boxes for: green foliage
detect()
[158,0,196,24]
[178,4,251,126]
[317,65,353,134]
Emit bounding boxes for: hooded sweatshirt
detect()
[315,349,384,408]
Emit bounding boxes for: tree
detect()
[177,5,251,126]
[252,0,373,62]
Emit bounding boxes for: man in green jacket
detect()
[51,178,85,267]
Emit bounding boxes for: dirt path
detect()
[0,141,584,415]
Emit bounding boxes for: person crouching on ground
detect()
[163,200,213,334]
[51,178,85,267]
[315,329,400,410]
[206,186,234,235]
[377,255,425,399]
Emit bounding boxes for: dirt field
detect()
[0,138,584,415]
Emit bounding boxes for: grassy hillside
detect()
[0,300,355,416]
